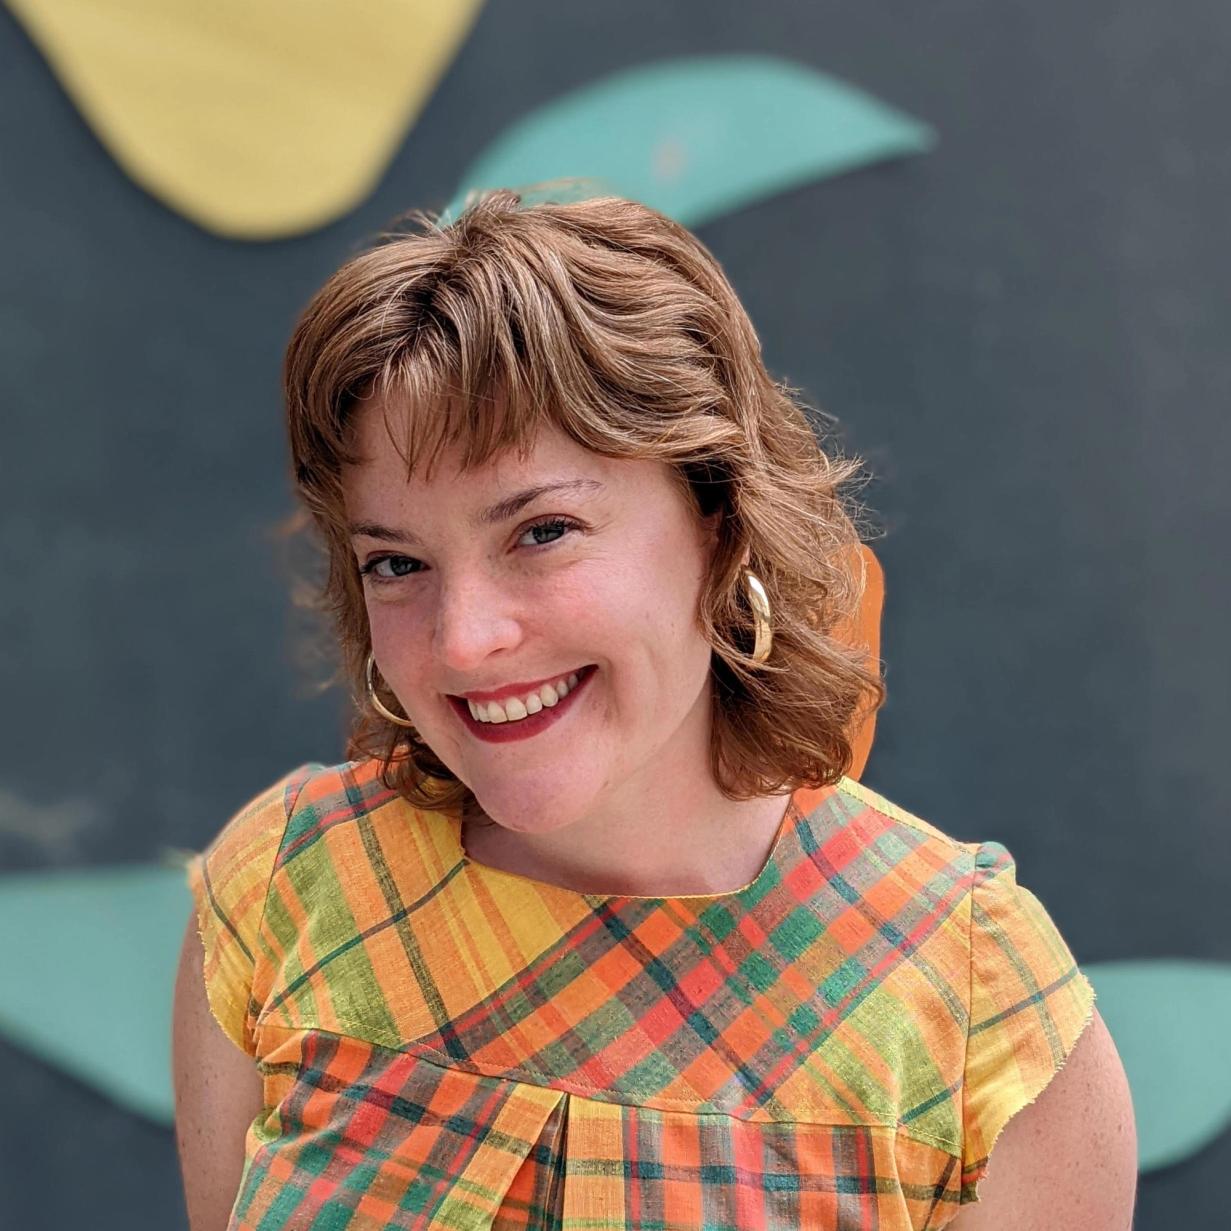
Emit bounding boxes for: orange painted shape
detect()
[795,543,884,815]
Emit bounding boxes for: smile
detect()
[448,665,597,744]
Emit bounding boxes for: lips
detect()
[449,664,597,744]
[451,664,597,705]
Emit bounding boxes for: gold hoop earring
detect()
[743,568,773,663]
[365,652,419,730]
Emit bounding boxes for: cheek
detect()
[365,595,396,637]
[564,560,700,670]
[364,596,397,647]
[556,564,645,639]
[365,598,429,678]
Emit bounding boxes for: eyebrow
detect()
[348,478,605,543]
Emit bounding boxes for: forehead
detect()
[346,399,607,492]
[344,401,630,512]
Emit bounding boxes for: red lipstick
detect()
[448,665,597,744]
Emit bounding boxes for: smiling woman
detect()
[284,190,883,823]
[172,187,1135,1230]
[339,397,800,861]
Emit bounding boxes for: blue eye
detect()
[360,555,420,581]
[359,517,580,584]
[518,517,576,548]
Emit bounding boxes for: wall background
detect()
[1,1,1227,1225]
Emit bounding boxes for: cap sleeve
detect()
[184,764,317,1055]
[961,840,1097,1204]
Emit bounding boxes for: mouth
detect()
[447,664,598,745]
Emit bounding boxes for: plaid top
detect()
[186,757,1095,1230]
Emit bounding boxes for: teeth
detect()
[469,670,583,724]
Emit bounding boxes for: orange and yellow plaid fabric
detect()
[186,758,1095,1229]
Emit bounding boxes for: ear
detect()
[697,508,724,553]
[697,510,746,568]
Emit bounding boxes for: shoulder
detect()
[196,758,411,862]
[833,776,979,853]
[186,761,324,927]
[183,761,324,1053]
[947,1005,1138,1229]
[829,779,1134,1228]
[185,757,394,964]
[294,755,402,812]
[829,776,985,890]
[271,756,424,868]
[830,777,1078,921]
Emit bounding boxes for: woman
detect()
[172,189,1136,1230]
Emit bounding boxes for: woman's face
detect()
[342,401,722,835]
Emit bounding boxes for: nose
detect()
[431,573,524,674]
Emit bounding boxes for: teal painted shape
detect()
[0,857,195,1125]
[1086,959,1231,1171]
[444,53,935,227]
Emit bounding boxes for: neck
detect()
[460,711,796,897]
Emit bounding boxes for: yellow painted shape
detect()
[6,0,484,239]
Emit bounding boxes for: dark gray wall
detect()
[2,1,1226,1225]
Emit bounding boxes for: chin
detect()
[472,779,593,836]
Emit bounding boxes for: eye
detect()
[359,554,420,581]
[517,516,579,548]
[358,517,581,585]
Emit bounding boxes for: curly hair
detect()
[282,185,884,813]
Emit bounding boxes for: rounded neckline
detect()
[448,783,838,903]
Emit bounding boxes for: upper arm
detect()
[172,767,313,1228]
[947,1006,1138,1230]
[172,910,265,1231]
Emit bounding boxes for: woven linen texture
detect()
[187,760,1095,1229]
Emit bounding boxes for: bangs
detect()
[368,364,549,486]
[361,260,584,484]
[289,188,740,512]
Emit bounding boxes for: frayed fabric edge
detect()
[959,971,1099,1210]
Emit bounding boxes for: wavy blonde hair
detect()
[283,186,884,813]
